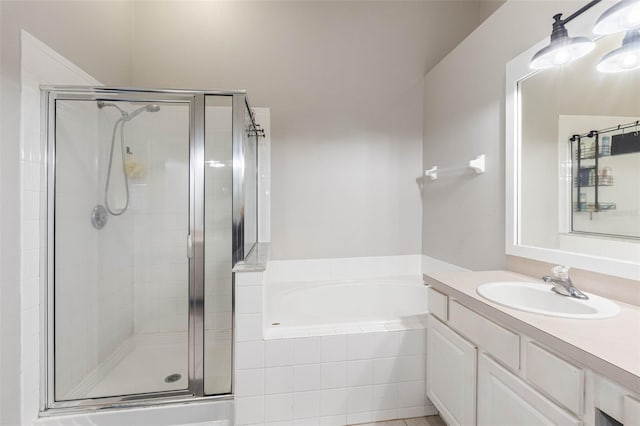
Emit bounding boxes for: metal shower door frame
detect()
[39,87,253,414]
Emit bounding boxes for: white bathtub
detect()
[265,275,428,338]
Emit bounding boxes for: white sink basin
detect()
[477,281,620,319]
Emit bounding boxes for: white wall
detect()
[421,0,583,271]
[53,100,102,398]
[130,1,485,260]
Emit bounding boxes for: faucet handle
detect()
[552,265,571,279]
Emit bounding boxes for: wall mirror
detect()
[506,2,640,280]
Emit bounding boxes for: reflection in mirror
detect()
[519,31,640,263]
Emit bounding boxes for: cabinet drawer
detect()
[427,287,448,320]
[525,342,584,416]
[449,300,520,371]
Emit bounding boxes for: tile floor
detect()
[356,416,446,426]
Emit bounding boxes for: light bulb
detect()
[553,49,570,64]
[622,52,639,67]
[597,29,640,72]
[625,3,640,28]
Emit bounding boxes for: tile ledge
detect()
[233,242,270,272]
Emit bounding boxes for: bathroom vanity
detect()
[424,270,640,426]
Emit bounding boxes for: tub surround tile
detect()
[235,271,266,286]
[265,366,293,394]
[320,388,347,416]
[347,334,374,360]
[236,313,264,342]
[236,368,265,397]
[236,340,265,369]
[372,384,399,411]
[372,358,399,384]
[359,323,389,333]
[294,337,322,365]
[320,414,347,426]
[347,359,374,387]
[372,409,400,422]
[373,332,403,358]
[397,381,426,408]
[397,356,425,383]
[347,386,374,414]
[293,364,321,392]
[237,286,264,314]
[265,393,293,422]
[384,323,408,332]
[293,391,321,419]
[235,257,435,425]
[399,331,424,356]
[321,335,347,362]
[292,417,320,426]
[347,411,373,425]
[321,362,348,389]
[266,319,427,340]
[236,396,265,425]
[333,324,363,335]
[276,328,312,339]
[266,339,294,367]
[398,407,426,419]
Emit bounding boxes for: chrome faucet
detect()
[543,265,589,300]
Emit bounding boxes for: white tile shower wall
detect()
[234,269,435,426]
[52,101,136,398]
[52,101,100,398]
[130,105,190,334]
[265,255,422,284]
[20,31,102,423]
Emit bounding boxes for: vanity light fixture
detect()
[530,13,596,69]
[530,0,640,71]
[597,29,640,72]
[593,0,640,35]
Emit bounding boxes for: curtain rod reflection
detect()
[570,119,640,141]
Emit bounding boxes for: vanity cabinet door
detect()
[478,353,581,426]
[427,315,477,426]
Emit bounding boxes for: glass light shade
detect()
[530,36,596,69]
[597,30,640,72]
[593,0,640,35]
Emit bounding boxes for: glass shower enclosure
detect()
[41,87,260,412]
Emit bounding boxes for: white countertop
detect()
[425,270,640,394]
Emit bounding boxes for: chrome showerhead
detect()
[126,104,161,121]
[97,101,160,121]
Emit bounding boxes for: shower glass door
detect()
[51,94,192,401]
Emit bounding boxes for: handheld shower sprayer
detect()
[92,101,161,226]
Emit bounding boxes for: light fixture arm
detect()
[560,0,602,25]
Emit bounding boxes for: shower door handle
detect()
[187,234,194,258]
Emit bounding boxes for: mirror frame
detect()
[505,1,640,281]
